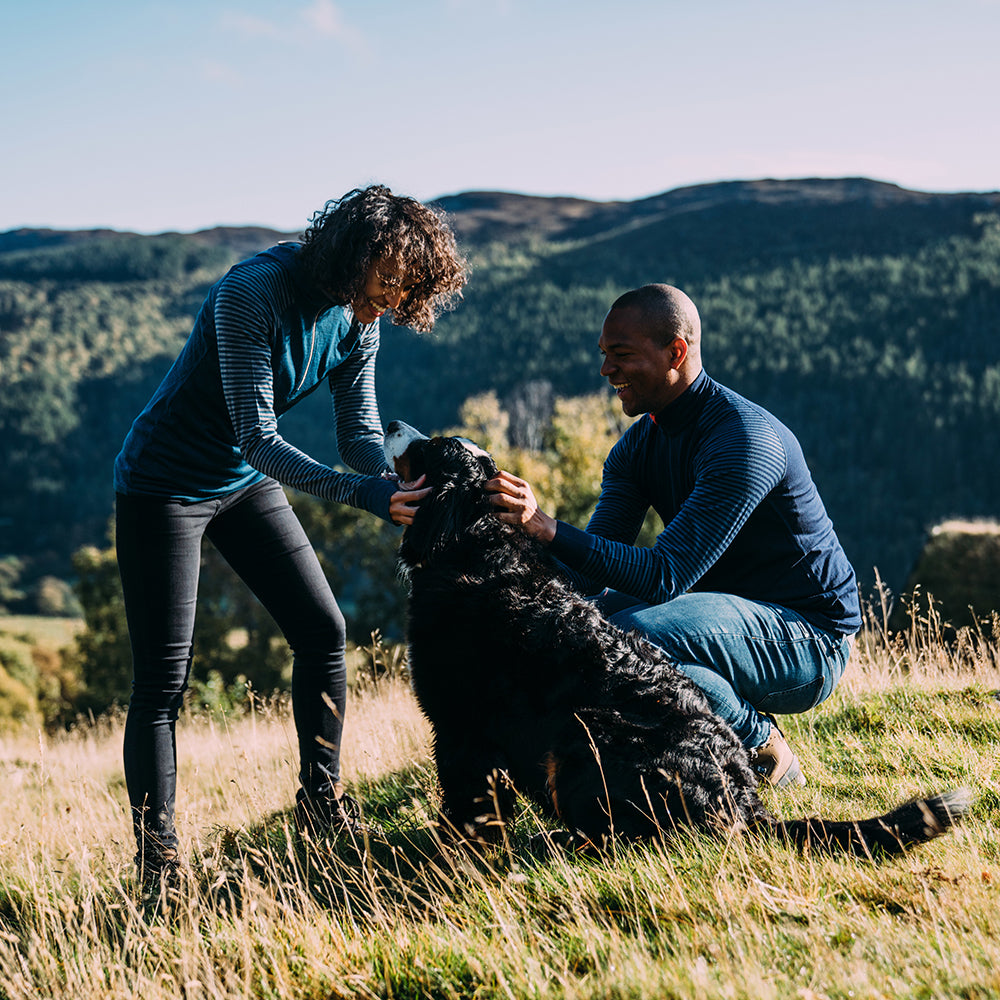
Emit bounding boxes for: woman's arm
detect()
[215,264,397,518]
[328,322,395,478]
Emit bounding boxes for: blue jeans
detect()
[116,478,346,864]
[600,591,851,748]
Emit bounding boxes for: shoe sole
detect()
[773,756,807,788]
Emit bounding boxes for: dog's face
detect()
[384,420,494,483]
[383,420,500,568]
[383,420,430,483]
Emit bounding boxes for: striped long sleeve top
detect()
[548,370,861,635]
[113,243,396,519]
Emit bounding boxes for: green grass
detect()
[0,620,998,1000]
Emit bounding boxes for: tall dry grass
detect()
[1,606,998,1000]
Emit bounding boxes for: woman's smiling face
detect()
[351,258,419,325]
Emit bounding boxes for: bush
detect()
[890,519,1000,634]
[0,648,40,729]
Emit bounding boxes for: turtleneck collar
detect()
[649,369,712,434]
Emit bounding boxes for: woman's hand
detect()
[485,470,557,543]
[389,475,431,526]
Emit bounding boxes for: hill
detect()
[1,177,999,610]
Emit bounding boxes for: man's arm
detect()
[483,469,558,543]
[486,458,650,596]
[489,413,787,605]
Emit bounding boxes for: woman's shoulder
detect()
[218,247,300,311]
[228,243,300,282]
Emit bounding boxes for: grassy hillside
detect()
[2,178,999,606]
[0,618,997,999]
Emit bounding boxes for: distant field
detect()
[0,614,82,646]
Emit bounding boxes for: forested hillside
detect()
[2,177,999,611]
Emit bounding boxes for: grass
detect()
[0,609,998,1000]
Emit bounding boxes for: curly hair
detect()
[297,185,467,333]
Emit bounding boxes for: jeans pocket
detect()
[757,674,826,714]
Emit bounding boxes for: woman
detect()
[113,185,466,885]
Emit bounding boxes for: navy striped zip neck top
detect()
[549,370,861,635]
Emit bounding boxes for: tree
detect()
[0,557,25,613]
[63,543,132,718]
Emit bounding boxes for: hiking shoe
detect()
[748,716,807,788]
[135,847,184,908]
[294,787,371,841]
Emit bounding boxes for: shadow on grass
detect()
[192,762,572,922]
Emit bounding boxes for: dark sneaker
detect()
[748,716,807,788]
[294,788,371,841]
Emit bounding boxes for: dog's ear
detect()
[476,452,499,480]
[399,481,483,567]
[453,436,499,481]
[401,438,429,483]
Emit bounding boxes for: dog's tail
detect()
[763,788,973,858]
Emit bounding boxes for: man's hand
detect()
[389,475,431,526]
[485,470,557,544]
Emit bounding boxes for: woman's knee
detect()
[287,604,347,659]
[128,675,188,721]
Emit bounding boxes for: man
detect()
[486,284,860,787]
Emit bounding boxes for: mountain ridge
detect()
[4,176,999,254]
[1,175,998,609]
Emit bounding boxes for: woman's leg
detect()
[116,493,210,870]
[206,480,348,801]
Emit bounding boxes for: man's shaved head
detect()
[599,283,704,415]
[608,284,701,351]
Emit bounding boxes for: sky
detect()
[2,0,998,234]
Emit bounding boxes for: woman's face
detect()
[351,258,419,325]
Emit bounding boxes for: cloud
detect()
[219,11,284,39]
[444,0,514,11]
[303,0,345,37]
[302,0,367,51]
[220,0,366,52]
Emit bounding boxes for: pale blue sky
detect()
[2,0,997,233]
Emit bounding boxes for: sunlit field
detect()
[1,606,998,1000]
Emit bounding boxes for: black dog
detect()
[385,421,971,857]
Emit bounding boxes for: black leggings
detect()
[116,479,346,860]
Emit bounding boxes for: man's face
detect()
[352,258,418,325]
[598,307,678,417]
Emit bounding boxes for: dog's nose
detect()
[386,420,401,434]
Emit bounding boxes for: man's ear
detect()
[668,336,688,370]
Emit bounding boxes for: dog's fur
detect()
[385,421,972,857]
